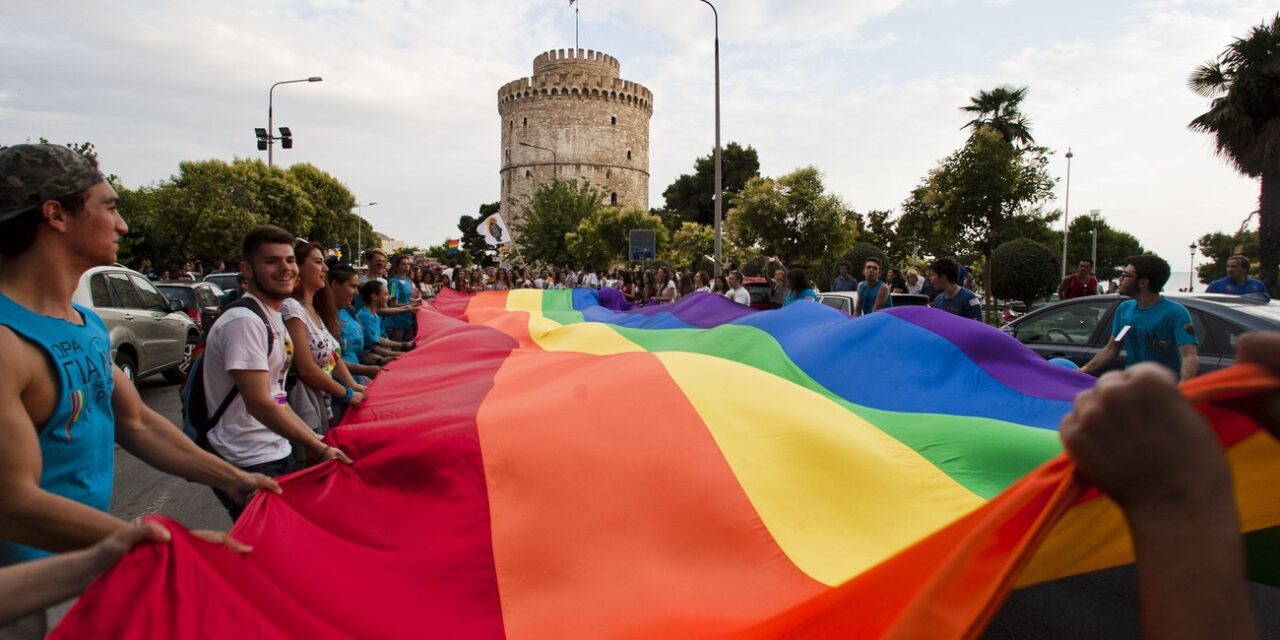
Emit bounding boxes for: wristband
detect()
[340,386,354,405]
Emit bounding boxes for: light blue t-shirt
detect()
[383,276,415,329]
[1205,276,1269,298]
[1111,297,1198,379]
[356,308,386,350]
[857,280,894,315]
[338,308,364,366]
[0,294,115,566]
[782,288,817,306]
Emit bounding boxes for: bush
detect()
[990,238,1059,304]
[838,243,890,277]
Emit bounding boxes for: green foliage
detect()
[1197,228,1260,283]
[1188,14,1280,296]
[662,222,715,271]
[961,86,1035,146]
[1052,214,1146,281]
[565,207,670,268]
[661,142,761,226]
[839,242,891,274]
[516,179,605,266]
[726,166,858,277]
[990,238,1060,304]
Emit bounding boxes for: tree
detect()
[900,123,1057,320]
[726,167,858,277]
[565,207,670,267]
[515,179,605,265]
[990,239,1060,305]
[838,243,891,278]
[1051,214,1145,282]
[285,163,360,249]
[661,142,761,226]
[1188,14,1280,297]
[1196,228,1260,284]
[662,222,715,271]
[961,86,1035,147]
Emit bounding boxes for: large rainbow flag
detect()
[54,289,1279,638]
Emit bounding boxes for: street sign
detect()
[629,229,656,261]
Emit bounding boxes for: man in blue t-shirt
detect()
[927,258,983,321]
[856,257,892,316]
[1205,255,1269,298]
[1082,254,1199,381]
[830,261,857,292]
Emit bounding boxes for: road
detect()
[109,377,1280,638]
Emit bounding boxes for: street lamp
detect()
[696,0,723,276]
[1090,209,1101,267]
[263,76,322,167]
[352,201,377,266]
[1061,148,1073,279]
[518,142,557,178]
[1189,242,1197,291]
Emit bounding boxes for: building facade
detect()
[497,48,653,227]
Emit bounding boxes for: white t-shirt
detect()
[205,293,303,467]
[280,298,340,378]
[695,286,711,293]
[581,273,600,290]
[726,287,751,305]
[661,280,677,302]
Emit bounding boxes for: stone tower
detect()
[498,48,653,227]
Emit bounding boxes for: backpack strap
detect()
[203,296,276,438]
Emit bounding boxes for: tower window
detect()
[606,169,612,178]
[505,149,510,160]
[525,170,532,178]
[626,150,632,160]
[523,117,528,128]
[610,192,618,205]
[611,116,617,125]
[509,120,513,130]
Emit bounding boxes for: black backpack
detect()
[180,297,275,448]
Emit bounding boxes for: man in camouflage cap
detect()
[0,144,105,225]
[0,145,278,638]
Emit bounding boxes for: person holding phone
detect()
[1081,255,1198,381]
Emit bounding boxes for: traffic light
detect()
[254,127,269,151]
[279,127,293,150]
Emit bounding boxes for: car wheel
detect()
[115,351,138,384]
[164,333,198,384]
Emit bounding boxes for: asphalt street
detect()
[108,377,1280,638]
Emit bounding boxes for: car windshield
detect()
[157,286,195,307]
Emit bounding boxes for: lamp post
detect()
[352,201,377,266]
[696,0,723,276]
[1061,148,1073,279]
[266,77,322,167]
[1089,209,1101,267]
[1189,242,1197,291]
[517,142,557,178]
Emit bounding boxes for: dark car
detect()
[202,272,239,293]
[1001,293,1279,375]
[156,281,225,335]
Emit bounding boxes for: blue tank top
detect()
[857,280,893,315]
[0,292,115,566]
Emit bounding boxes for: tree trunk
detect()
[1260,167,1280,299]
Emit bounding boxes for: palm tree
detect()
[1189,14,1280,297]
[961,86,1035,147]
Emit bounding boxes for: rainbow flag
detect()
[447,238,460,254]
[54,290,1279,638]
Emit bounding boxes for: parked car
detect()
[72,266,199,383]
[202,272,240,293]
[1001,293,1280,376]
[155,281,225,334]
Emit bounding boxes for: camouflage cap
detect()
[0,144,105,223]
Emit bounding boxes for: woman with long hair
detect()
[885,267,908,294]
[284,241,365,434]
[782,268,817,306]
[620,271,637,303]
[492,268,511,291]
[694,270,712,293]
[678,272,695,298]
[712,274,729,295]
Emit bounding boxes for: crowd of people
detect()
[1,143,1278,639]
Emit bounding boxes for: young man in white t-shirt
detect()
[203,225,352,519]
[725,271,752,306]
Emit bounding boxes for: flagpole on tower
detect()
[571,0,579,50]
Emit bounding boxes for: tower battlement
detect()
[532,48,620,77]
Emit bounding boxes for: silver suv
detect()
[72,265,198,383]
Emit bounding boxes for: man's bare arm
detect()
[1079,339,1120,375]
[1179,343,1199,382]
[112,367,281,503]
[228,370,351,464]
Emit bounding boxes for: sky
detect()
[1,0,1270,271]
